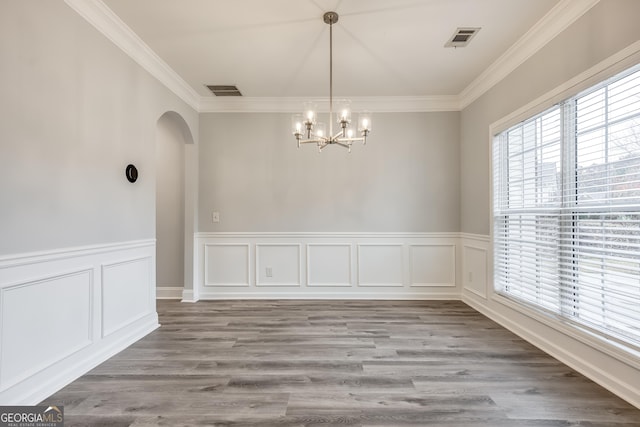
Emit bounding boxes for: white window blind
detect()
[493,64,640,348]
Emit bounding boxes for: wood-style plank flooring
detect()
[42,300,640,426]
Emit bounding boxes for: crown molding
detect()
[64,0,200,110]
[66,0,600,113]
[65,1,459,113]
[458,0,600,109]
[198,95,461,113]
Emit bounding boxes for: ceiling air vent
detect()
[206,85,242,96]
[444,27,481,48]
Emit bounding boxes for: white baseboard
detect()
[197,290,460,300]
[156,286,183,299]
[181,289,197,303]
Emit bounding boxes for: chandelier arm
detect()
[334,141,351,149]
[331,130,346,140]
[338,137,365,143]
[299,138,323,145]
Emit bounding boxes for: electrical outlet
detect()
[212,211,220,223]
[266,267,273,277]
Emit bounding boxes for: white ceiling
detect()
[101,0,562,102]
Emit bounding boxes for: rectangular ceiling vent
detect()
[206,85,242,96]
[444,27,481,48]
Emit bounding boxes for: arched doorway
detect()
[155,111,196,300]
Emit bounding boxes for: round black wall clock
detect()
[125,164,138,183]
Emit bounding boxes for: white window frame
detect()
[488,44,640,367]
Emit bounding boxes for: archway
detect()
[155,111,196,301]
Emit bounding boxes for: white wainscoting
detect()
[307,243,352,287]
[0,269,93,391]
[204,243,250,287]
[410,244,456,287]
[101,256,153,338]
[0,240,158,405]
[460,234,490,299]
[357,244,404,287]
[195,233,460,299]
[256,244,301,287]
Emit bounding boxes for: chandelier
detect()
[292,12,372,153]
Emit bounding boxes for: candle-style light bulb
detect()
[292,114,304,147]
[292,114,303,135]
[358,111,372,132]
[302,102,317,138]
[357,111,372,144]
[337,101,351,137]
[303,102,317,124]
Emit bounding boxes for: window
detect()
[493,64,640,349]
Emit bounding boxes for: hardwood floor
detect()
[42,300,640,426]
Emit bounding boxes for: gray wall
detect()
[0,0,198,256]
[156,115,185,287]
[199,112,460,232]
[460,0,640,235]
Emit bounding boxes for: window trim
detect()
[488,42,640,368]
